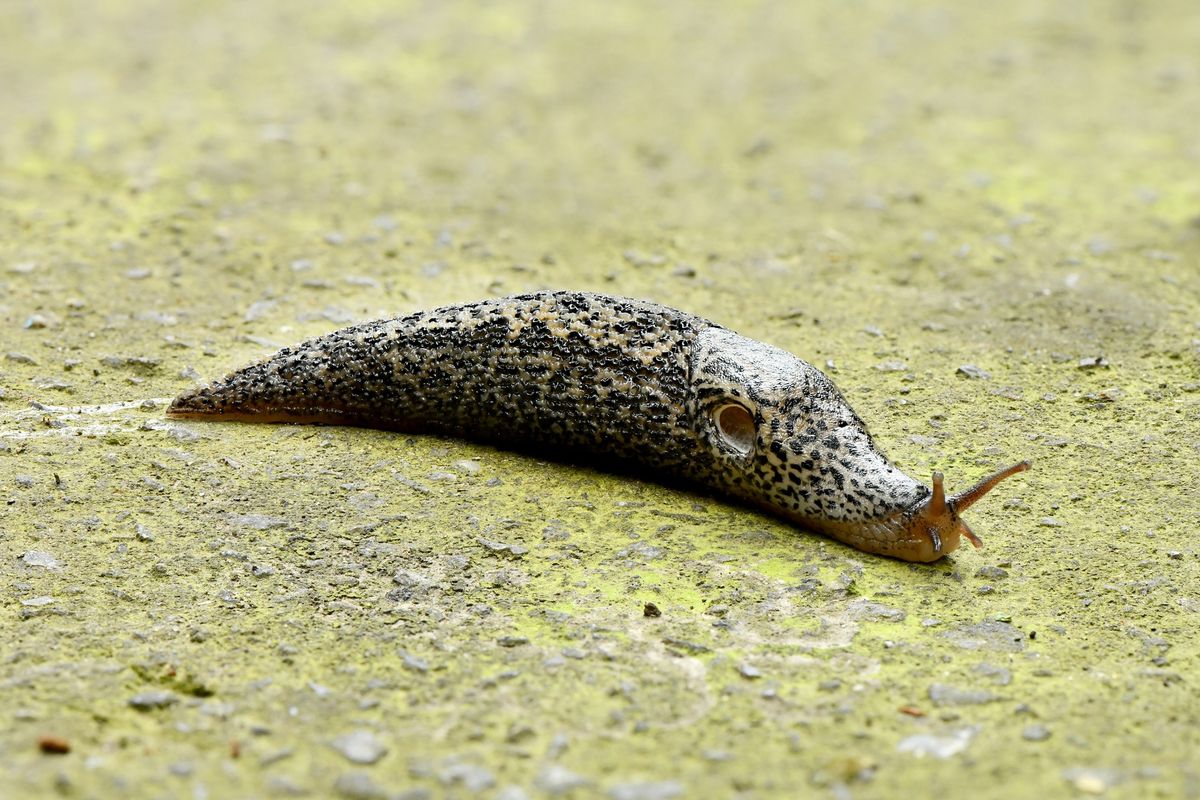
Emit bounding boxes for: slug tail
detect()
[166,385,233,419]
[166,381,306,422]
[167,382,421,431]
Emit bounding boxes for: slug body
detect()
[169,291,1028,562]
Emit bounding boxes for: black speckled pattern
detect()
[169,291,930,546]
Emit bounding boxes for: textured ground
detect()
[2,1,1199,798]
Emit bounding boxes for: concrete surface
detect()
[2,1,1198,798]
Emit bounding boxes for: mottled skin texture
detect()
[168,291,1027,561]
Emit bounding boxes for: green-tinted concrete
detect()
[2,1,1198,798]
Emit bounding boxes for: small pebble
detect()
[128,691,179,710]
[478,538,528,557]
[896,727,978,759]
[974,663,1012,686]
[846,599,906,622]
[99,355,161,371]
[1063,768,1118,794]
[1022,724,1051,741]
[622,250,665,268]
[928,684,998,707]
[506,723,535,744]
[19,551,60,570]
[334,772,387,800]
[536,765,590,795]
[496,636,529,648]
[400,652,430,673]
[396,791,432,800]
[737,663,762,679]
[940,620,1023,652]
[956,364,991,380]
[608,781,684,800]
[266,777,308,795]
[227,514,287,530]
[494,787,530,800]
[439,762,495,791]
[329,730,387,765]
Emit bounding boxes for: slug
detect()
[168,291,1029,562]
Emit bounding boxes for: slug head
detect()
[693,328,932,533]
[896,461,1032,562]
[691,327,1030,562]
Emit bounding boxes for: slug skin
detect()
[168,291,1028,562]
